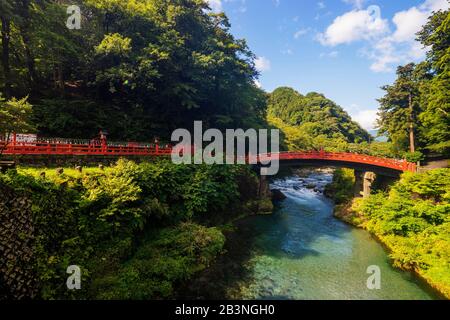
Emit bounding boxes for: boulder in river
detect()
[271,189,287,201]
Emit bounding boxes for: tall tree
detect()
[0,0,14,98]
[377,63,426,153]
[417,8,450,155]
[0,95,34,156]
[16,0,38,87]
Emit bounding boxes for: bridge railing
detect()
[0,140,416,172]
[0,141,173,156]
[257,151,416,172]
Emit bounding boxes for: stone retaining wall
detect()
[0,184,37,299]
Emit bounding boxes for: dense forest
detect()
[0,0,266,140]
[267,87,372,152]
[266,87,401,159]
[378,8,450,159]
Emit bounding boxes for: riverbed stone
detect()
[271,189,287,201]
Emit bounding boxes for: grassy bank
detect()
[329,169,450,299]
[0,160,272,299]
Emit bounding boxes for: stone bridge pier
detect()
[354,170,377,198]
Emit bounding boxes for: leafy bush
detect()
[91,223,225,300]
[352,169,450,298]
[404,151,425,163]
[325,168,355,204]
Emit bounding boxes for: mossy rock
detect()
[257,198,274,215]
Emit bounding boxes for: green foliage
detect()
[0,170,86,299]
[404,151,425,163]
[269,104,399,158]
[95,33,132,57]
[0,95,34,150]
[378,8,450,156]
[377,63,427,152]
[3,159,259,299]
[92,223,225,299]
[267,87,370,151]
[0,0,267,140]
[353,169,450,297]
[325,168,355,204]
[347,141,401,158]
[417,10,450,155]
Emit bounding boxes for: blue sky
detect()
[206,0,449,130]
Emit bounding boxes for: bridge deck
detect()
[0,141,416,172]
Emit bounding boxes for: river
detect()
[180,171,438,300]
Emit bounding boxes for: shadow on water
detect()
[175,214,264,299]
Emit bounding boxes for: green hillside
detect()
[267,87,371,151]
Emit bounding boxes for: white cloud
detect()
[254,79,262,89]
[391,7,429,42]
[343,0,366,9]
[317,8,389,46]
[421,0,450,12]
[206,0,250,14]
[360,37,401,73]
[319,0,450,73]
[369,0,449,73]
[294,28,309,39]
[255,56,271,72]
[206,0,222,13]
[318,2,326,10]
[351,109,379,130]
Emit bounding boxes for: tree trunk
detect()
[1,17,11,98]
[57,63,65,96]
[409,93,416,153]
[22,34,37,85]
[19,0,38,88]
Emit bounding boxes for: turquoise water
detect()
[237,173,436,300]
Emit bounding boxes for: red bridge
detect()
[0,135,417,175]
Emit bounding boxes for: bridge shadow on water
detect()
[176,171,353,300]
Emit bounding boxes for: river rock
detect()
[271,189,287,201]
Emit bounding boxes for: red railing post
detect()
[101,139,107,154]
